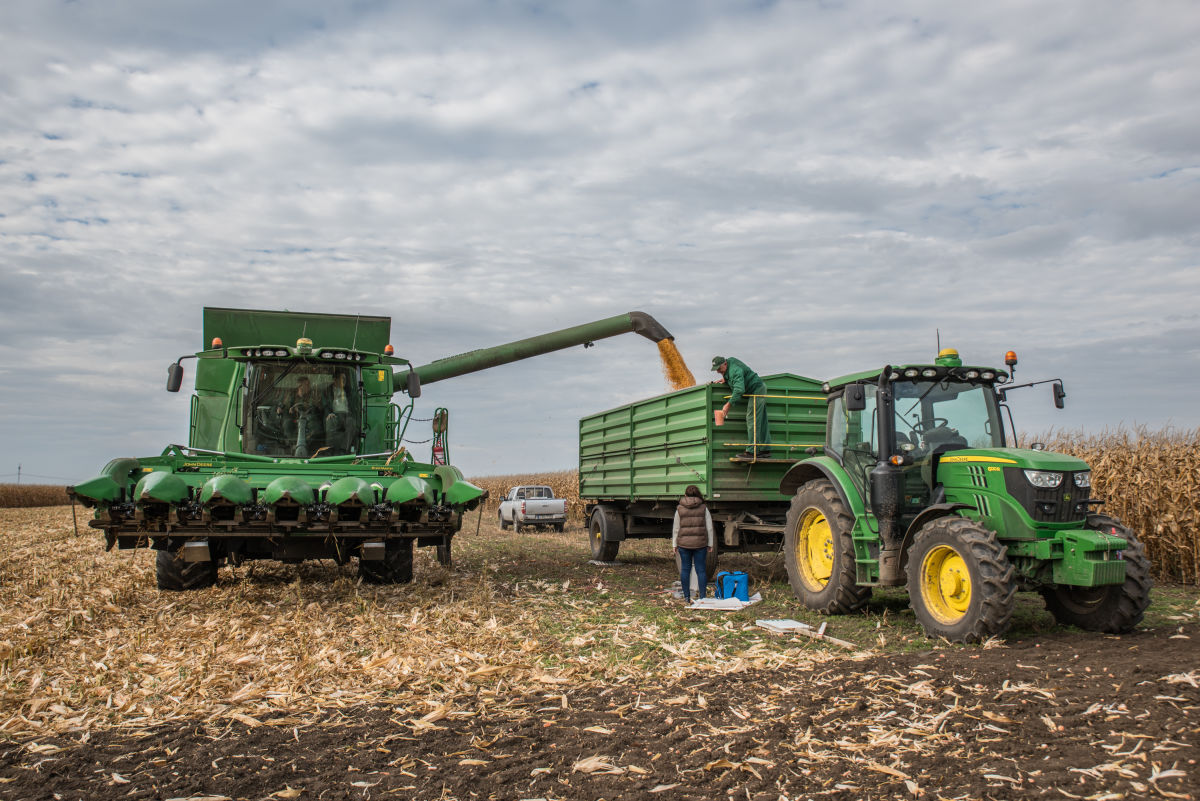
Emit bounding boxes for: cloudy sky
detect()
[2,0,1198,483]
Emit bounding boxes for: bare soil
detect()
[2,624,1196,800]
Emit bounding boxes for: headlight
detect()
[1073,471,1091,488]
[921,368,937,378]
[904,369,919,378]
[981,371,996,380]
[275,349,288,357]
[321,351,333,359]
[1024,470,1063,489]
[964,370,980,379]
[335,352,347,360]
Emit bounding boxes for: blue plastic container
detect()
[714,571,749,602]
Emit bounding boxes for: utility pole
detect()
[16,464,20,485]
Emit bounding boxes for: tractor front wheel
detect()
[783,480,869,614]
[906,517,1015,642]
[359,539,414,585]
[156,547,218,591]
[1041,516,1152,633]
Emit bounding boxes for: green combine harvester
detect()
[69,307,674,590]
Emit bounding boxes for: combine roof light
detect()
[904,368,919,378]
[965,370,980,379]
[320,351,333,359]
[384,344,395,356]
[822,382,831,393]
[275,349,288,356]
[921,368,938,378]
[335,352,346,360]
[211,337,223,348]
[981,371,996,380]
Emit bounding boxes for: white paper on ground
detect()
[688,592,762,610]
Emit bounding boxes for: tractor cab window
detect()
[894,380,1004,456]
[828,386,879,499]
[244,363,361,458]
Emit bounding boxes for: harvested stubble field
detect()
[1,501,1198,800]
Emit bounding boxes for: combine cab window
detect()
[244,363,361,458]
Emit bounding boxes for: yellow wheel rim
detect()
[920,544,972,624]
[795,509,834,591]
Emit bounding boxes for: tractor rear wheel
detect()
[1041,516,1152,633]
[156,547,218,591]
[588,506,621,562]
[907,517,1015,642]
[783,480,869,614]
[359,539,414,585]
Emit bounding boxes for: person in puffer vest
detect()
[672,485,714,603]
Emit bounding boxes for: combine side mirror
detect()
[406,370,421,399]
[166,362,185,393]
[1052,381,1066,409]
[844,384,866,412]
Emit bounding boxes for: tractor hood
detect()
[934,447,1089,471]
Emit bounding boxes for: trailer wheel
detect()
[156,547,218,591]
[588,507,621,562]
[784,480,868,613]
[359,539,414,585]
[1041,517,1152,633]
[907,517,1015,643]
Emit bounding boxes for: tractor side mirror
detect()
[166,362,185,393]
[844,384,866,412]
[406,370,421,398]
[1052,381,1066,409]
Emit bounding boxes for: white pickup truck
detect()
[498,485,568,532]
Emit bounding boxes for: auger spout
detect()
[410,311,673,386]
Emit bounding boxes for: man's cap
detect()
[711,356,727,370]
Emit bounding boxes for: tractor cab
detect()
[825,349,1008,518]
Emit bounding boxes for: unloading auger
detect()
[68,307,675,589]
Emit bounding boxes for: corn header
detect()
[69,307,673,589]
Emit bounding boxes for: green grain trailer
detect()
[579,374,827,563]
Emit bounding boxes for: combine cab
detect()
[70,307,674,589]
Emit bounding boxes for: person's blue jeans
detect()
[678,547,708,601]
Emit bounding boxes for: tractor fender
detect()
[902,503,977,555]
[779,457,863,519]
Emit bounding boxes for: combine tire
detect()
[1041,516,1152,633]
[783,480,869,614]
[588,507,622,562]
[156,548,218,591]
[907,517,1015,642]
[359,540,414,585]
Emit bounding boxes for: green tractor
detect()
[68,307,675,591]
[780,348,1151,642]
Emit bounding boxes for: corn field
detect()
[0,484,70,508]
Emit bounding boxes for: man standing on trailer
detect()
[712,356,772,458]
